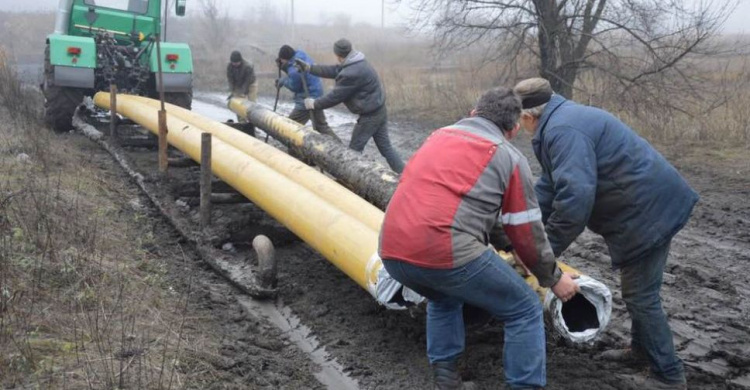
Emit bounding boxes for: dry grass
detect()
[0,49,222,389]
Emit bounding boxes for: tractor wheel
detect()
[164,91,192,110]
[44,86,85,132]
[43,44,84,132]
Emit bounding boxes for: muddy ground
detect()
[30,83,750,390]
[185,94,750,389]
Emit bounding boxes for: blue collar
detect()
[532,94,568,146]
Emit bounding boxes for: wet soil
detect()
[70,90,750,389]
[188,94,750,389]
[63,130,324,389]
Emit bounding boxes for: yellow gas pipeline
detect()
[228,97,399,211]
[125,94,384,232]
[94,92,382,292]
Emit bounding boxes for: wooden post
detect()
[156,34,168,174]
[109,84,117,141]
[200,132,212,229]
[158,110,168,173]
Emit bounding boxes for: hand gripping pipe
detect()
[94,93,611,343]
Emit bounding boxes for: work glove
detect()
[294,58,311,73]
[274,78,283,89]
[304,98,316,110]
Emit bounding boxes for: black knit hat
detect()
[230,50,242,63]
[333,39,352,58]
[278,45,295,61]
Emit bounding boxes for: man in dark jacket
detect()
[276,45,340,142]
[514,78,698,390]
[380,87,579,389]
[295,39,404,173]
[226,50,256,102]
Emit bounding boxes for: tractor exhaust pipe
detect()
[54,0,74,34]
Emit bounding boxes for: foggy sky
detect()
[0,0,748,33]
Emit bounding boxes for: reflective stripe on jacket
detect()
[379,117,562,287]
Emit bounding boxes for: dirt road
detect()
[183,93,750,389]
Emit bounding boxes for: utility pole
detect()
[381,0,385,30]
[291,0,295,44]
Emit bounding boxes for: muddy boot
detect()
[597,347,648,368]
[616,373,687,390]
[432,361,476,390]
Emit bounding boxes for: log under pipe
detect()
[93,93,611,342]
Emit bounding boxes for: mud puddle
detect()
[238,296,359,390]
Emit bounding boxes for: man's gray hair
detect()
[474,87,521,132]
[514,78,554,118]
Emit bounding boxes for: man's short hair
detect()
[474,87,522,132]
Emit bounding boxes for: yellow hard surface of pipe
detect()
[94,92,382,291]
[126,95,385,233]
[228,98,307,146]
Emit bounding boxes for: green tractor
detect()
[43,0,193,132]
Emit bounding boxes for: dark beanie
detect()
[278,45,295,61]
[230,50,242,63]
[333,39,352,58]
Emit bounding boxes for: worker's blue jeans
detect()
[382,249,546,389]
[620,239,685,384]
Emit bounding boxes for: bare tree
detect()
[401,0,738,101]
[197,0,233,51]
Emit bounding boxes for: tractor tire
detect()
[44,86,85,132]
[164,91,192,110]
[43,43,85,132]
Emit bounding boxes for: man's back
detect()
[312,52,385,115]
[533,95,699,264]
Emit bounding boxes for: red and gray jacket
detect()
[379,117,562,287]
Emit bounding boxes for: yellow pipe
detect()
[228,97,399,211]
[94,92,383,292]
[228,98,308,146]
[124,94,384,232]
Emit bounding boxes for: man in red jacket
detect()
[379,87,579,390]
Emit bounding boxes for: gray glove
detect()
[294,58,311,73]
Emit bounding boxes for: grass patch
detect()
[0,47,224,389]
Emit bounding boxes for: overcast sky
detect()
[1,0,748,33]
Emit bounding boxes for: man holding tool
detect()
[294,39,404,173]
[275,45,340,142]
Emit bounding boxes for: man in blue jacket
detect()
[514,78,698,389]
[294,39,405,173]
[275,45,340,142]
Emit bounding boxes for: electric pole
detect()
[291,0,295,44]
[381,0,385,30]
